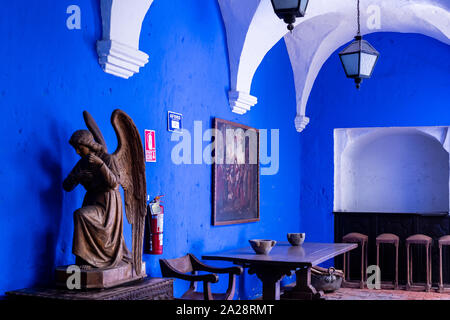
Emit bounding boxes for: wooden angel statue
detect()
[62,109,146,276]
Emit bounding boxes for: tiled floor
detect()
[324,287,450,300]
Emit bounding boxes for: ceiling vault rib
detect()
[218,0,450,131]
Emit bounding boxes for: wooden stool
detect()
[376,233,399,289]
[342,232,368,289]
[406,234,432,292]
[439,235,450,293]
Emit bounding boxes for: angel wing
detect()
[111,109,147,276]
[83,110,108,152]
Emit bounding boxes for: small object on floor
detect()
[311,266,343,292]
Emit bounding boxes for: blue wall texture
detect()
[300,33,450,246]
[0,1,300,299]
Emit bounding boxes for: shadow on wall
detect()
[6,120,66,288]
[36,147,63,284]
[35,120,65,285]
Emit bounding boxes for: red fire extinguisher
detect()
[148,195,164,254]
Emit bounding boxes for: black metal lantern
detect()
[339,35,379,89]
[338,0,379,89]
[271,0,309,32]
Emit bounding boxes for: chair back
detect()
[160,254,193,277]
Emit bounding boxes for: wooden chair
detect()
[406,234,432,292]
[438,235,450,293]
[342,232,368,289]
[159,253,243,300]
[376,233,399,289]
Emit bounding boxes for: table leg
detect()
[283,266,324,300]
[262,277,281,300]
[248,266,290,300]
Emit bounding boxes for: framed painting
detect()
[212,118,260,225]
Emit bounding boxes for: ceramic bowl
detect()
[249,239,276,255]
[287,233,306,246]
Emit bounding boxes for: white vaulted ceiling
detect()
[217,0,450,131]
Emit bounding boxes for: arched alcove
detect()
[335,127,450,213]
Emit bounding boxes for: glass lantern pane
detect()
[340,53,360,77]
[273,0,299,10]
[340,40,361,55]
[300,0,308,13]
[360,52,378,77]
[360,40,379,55]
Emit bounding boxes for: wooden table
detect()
[203,242,357,300]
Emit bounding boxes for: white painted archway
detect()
[218,0,450,130]
[97,0,155,79]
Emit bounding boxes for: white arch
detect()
[218,0,450,128]
[97,0,154,79]
[286,1,450,131]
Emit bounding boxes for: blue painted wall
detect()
[300,33,450,246]
[0,1,300,299]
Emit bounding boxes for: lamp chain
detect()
[357,0,361,35]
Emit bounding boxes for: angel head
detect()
[69,130,106,158]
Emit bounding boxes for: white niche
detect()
[334,126,450,214]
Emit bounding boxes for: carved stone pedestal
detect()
[6,277,173,300]
[55,262,146,289]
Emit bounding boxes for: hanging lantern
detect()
[271,0,309,32]
[339,35,379,89]
[338,0,379,89]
